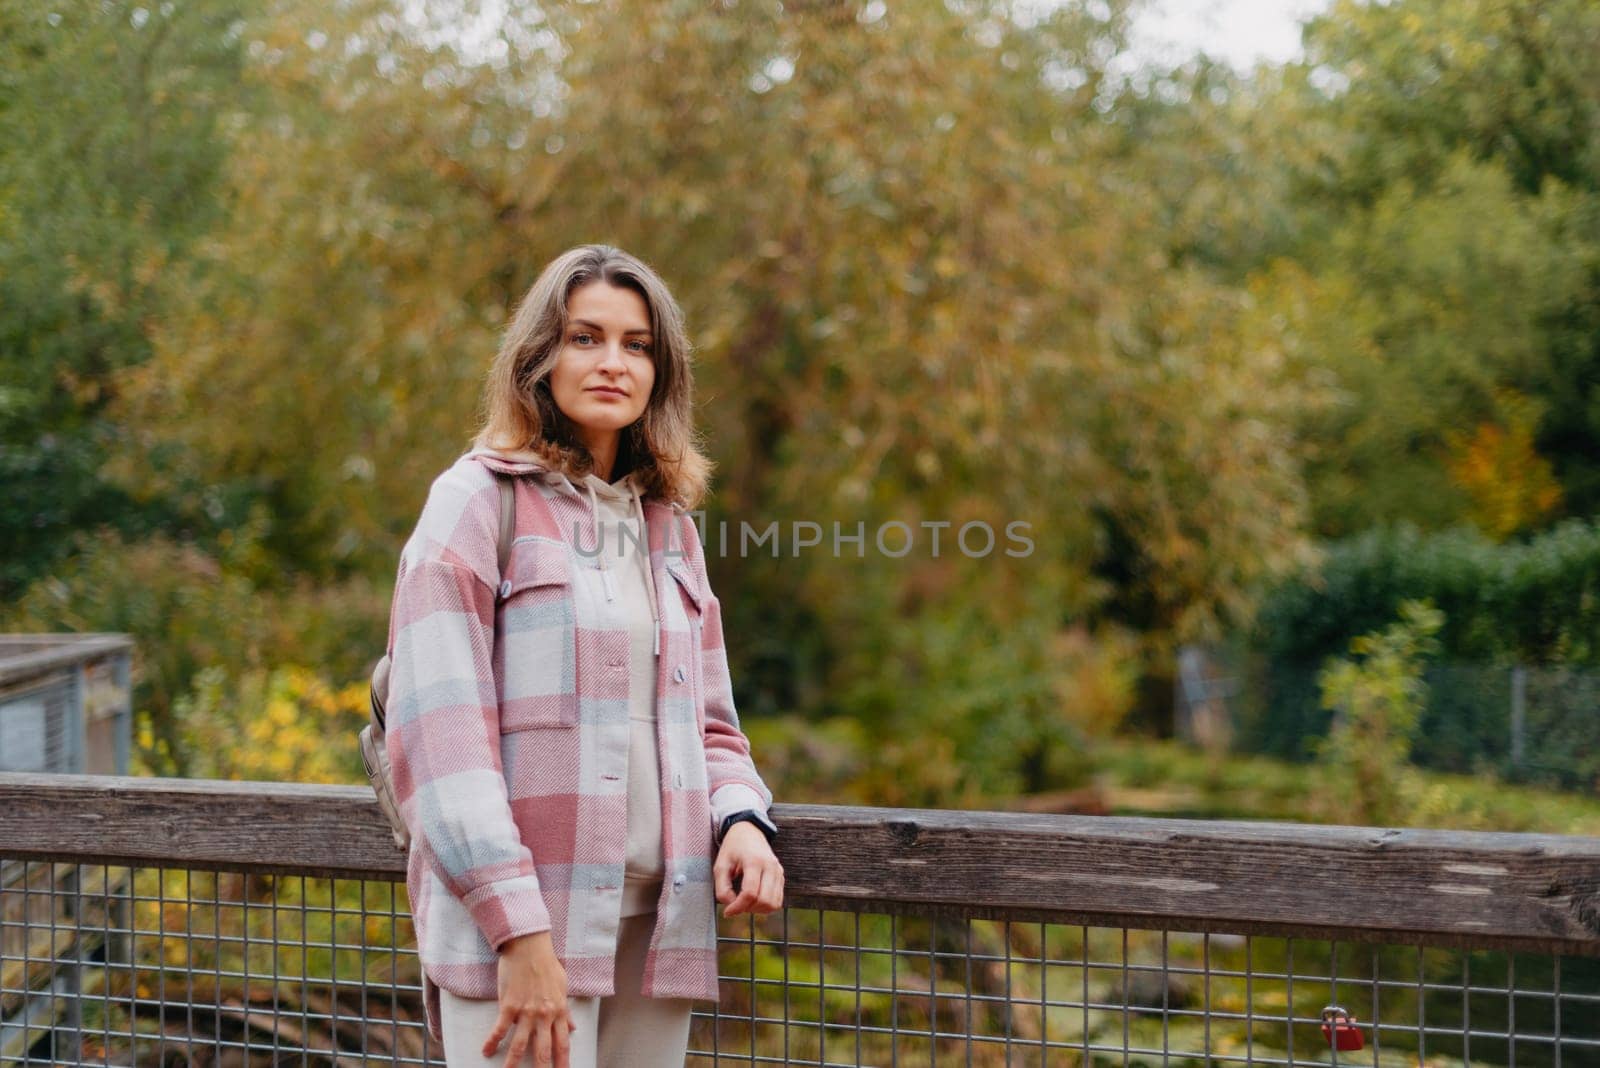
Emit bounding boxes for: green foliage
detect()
[1237,519,1600,772]
[1273,0,1600,527]
[0,0,255,597]
[1260,154,1590,536]
[162,663,369,783]
[1315,598,1444,825]
[9,0,1600,799]
[1300,0,1600,203]
[1,527,385,775]
[1096,737,1600,836]
[4,530,268,775]
[1253,519,1600,670]
[1082,0,1600,539]
[72,0,1315,784]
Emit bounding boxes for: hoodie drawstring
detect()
[632,483,662,656]
[584,479,619,602]
[584,473,661,657]
[468,450,661,658]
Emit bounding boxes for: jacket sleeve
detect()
[679,514,777,835]
[385,468,551,950]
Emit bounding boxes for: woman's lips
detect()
[588,386,627,398]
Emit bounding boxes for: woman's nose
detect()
[598,342,627,371]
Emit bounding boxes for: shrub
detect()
[1315,599,1444,825]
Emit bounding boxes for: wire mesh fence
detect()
[1,861,425,1065]
[4,854,1598,1066]
[1177,646,1600,791]
[706,908,1600,1067]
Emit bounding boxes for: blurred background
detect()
[4,0,1599,833]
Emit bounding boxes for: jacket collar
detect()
[464,446,584,500]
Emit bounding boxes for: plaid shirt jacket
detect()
[384,450,775,1042]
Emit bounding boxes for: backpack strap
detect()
[494,473,515,601]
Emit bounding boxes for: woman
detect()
[383,244,784,1068]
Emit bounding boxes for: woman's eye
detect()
[572,332,593,344]
[628,340,651,353]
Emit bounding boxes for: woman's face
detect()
[548,280,656,454]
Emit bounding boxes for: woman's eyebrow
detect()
[570,318,652,336]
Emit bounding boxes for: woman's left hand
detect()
[714,823,784,917]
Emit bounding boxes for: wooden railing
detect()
[3,771,1598,1065]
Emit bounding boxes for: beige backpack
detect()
[360,474,516,850]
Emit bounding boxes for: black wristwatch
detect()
[717,808,778,848]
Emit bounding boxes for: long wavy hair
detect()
[473,245,712,510]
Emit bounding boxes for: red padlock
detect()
[1320,1005,1366,1052]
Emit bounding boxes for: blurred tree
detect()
[0,0,1580,791]
[0,0,256,596]
[101,0,1317,786]
[1253,152,1588,535]
[1444,388,1563,541]
[1299,0,1600,204]
[1270,0,1600,530]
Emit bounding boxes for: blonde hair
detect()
[474,245,712,510]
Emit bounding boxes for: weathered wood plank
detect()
[0,773,406,879]
[0,633,132,688]
[2,773,1598,954]
[778,805,1600,956]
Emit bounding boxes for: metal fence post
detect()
[1511,663,1527,770]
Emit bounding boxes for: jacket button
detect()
[672,873,686,891]
[674,664,687,683]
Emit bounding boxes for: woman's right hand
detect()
[483,930,576,1068]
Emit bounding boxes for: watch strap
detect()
[718,808,778,848]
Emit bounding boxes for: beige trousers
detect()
[438,912,693,1068]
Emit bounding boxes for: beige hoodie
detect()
[576,469,667,917]
[467,445,666,918]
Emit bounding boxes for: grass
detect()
[1086,736,1600,836]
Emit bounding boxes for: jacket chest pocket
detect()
[666,562,705,735]
[494,544,579,731]
[666,560,703,622]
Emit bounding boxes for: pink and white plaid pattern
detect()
[383,451,775,1042]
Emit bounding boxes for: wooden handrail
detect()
[2,771,1598,955]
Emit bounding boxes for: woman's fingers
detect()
[492,930,573,1064]
[505,1013,534,1068]
[713,853,736,904]
[748,864,783,915]
[551,1008,573,1067]
[529,1011,554,1068]
[760,866,785,912]
[483,1007,512,1058]
[725,865,766,917]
